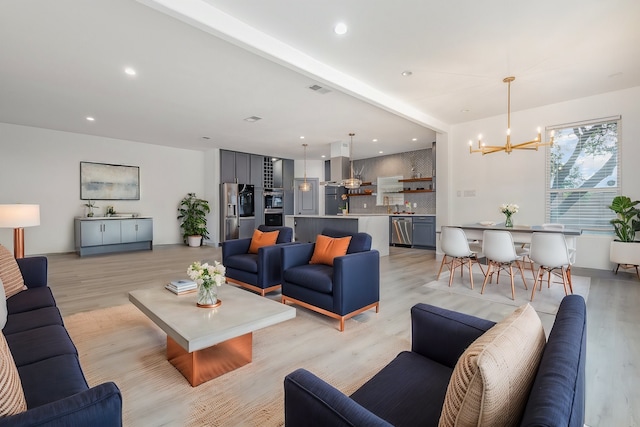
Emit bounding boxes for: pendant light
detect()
[299,143,311,192]
[341,133,362,189]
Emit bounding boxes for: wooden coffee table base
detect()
[166,333,253,387]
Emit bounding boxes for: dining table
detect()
[452,223,582,252]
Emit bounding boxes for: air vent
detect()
[308,84,331,94]
[244,116,262,122]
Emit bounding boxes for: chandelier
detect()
[299,143,311,192]
[469,76,554,155]
[341,133,362,189]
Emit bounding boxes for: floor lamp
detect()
[0,204,41,259]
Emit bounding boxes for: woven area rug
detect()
[65,303,409,426]
[425,266,590,316]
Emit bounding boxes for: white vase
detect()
[187,235,202,247]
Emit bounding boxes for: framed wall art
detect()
[80,161,140,200]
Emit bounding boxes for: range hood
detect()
[322,156,351,186]
[321,141,352,186]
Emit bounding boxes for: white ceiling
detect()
[1,0,639,161]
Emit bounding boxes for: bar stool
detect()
[437,226,484,289]
[480,230,528,300]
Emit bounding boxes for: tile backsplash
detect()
[347,147,435,215]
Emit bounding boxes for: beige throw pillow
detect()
[439,304,546,427]
[0,279,7,329]
[0,331,27,416]
[0,245,26,299]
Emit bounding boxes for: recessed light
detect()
[300,136,305,139]
[372,139,378,142]
[379,151,384,154]
[201,136,210,140]
[244,116,262,122]
[334,23,348,35]
[86,116,95,122]
[461,109,470,113]
[321,155,326,158]
[124,67,137,76]
[412,138,417,141]
[401,70,413,77]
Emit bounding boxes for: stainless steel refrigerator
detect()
[221,183,254,241]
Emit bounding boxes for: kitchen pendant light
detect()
[299,143,311,192]
[341,133,362,189]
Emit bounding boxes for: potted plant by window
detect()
[608,195,640,278]
[177,193,211,247]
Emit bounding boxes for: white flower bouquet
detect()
[187,260,226,289]
[499,203,519,215]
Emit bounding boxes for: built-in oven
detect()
[264,189,284,210]
[264,189,284,226]
[264,211,283,226]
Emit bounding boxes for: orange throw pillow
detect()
[248,229,279,254]
[309,235,352,266]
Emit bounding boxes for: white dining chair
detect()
[480,230,528,300]
[528,232,574,301]
[437,226,484,289]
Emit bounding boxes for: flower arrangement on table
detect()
[499,203,519,228]
[187,260,226,307]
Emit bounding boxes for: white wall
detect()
[445,86,640,269]
[0,123,207,255]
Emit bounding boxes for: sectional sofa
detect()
[1,253,122,426]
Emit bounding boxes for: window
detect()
[545,116,620,230]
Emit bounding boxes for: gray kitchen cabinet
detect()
[220,150,236,183]
[273,159,283,188]
[282,159,294,190]
[220,150,250,184]
[254,187,265,226]
[239,217,255,239]
[412,216,436,248]
[75,217,153,256]
[235,152,250,184]
[250,155,264,186]
[121,219,153,243]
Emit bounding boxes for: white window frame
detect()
[545,115,621,231]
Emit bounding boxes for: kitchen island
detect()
[285,215,389,256]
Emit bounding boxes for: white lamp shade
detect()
[0,204,41,228]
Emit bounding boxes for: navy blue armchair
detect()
[280,229,380,331]
[284,296,587,427]
[222,225,294,296]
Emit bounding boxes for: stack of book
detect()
[165,279,197,295]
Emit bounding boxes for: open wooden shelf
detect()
[399,189,434,193]
[346,193,375,197]
[398,177,432,182]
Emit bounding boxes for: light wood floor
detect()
[45,244,640,427]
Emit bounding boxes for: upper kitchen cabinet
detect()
[282,159,294,190]
[250,154,264,187]
[220,150,250,184]
[272,159,294,190]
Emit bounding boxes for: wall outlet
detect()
[413,203,417,208]
[363,203,367,208]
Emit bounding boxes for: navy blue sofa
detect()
[284,295,586,426]
[1,256,122,427]
[222,225,294,296]
[281,229,380,331]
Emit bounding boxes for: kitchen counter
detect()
[285,215,389,256]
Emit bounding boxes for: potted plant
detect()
[84,200,98,217]
[177,193,211,247]
[608,195,640,276]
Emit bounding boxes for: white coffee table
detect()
[129,284,296,386]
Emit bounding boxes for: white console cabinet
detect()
[75,217,153,256]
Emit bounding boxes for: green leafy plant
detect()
[608,195,640,242]
[177,193,211,243]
